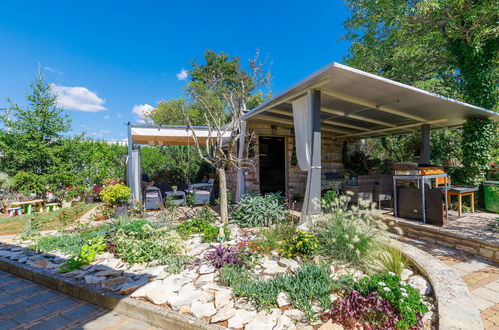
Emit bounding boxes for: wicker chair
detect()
[373,174,393,209]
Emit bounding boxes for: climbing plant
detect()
[461,118,496,186]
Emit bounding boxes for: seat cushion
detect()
[448,186,478,193]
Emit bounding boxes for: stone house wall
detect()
[225,121,361,200]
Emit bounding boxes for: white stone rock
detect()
[131,280,162,297]
[318,320,344,330]
[190,301,217,319]
[401,268,414,281]
[227,309,257,328]
[234,297,255,310]
[198,264,215,274]
[187,243,209,257]
[215,289,234,309]
[119,277,148,295]
[284,309,306,322]
[95,269,123,277]
[145,284,176,305]
[141,266,168,280]
[168,284,203,310]
[84,275,105,285]
[408,275,432,295]
[210,306,237,323]
[162,274,191,292]
[196,273,214,286]
[261,258,287,275]
[278,258,300,271]
[245,309,281,330]
[274,314,295,330]
[277,292,291,307]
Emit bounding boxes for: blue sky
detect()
[0,1,351,140]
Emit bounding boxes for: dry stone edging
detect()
[0,254,224,330]
[388,238,483,330]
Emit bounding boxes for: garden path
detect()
[0,269,157,330]
[399,236,499,329]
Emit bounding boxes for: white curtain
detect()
[235,121,247,201]
[292,94,313,171]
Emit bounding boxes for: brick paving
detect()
[400,236,499,329]
[0,270,157,330]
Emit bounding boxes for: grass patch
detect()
[0,203,97,235]
[31,226,109,255]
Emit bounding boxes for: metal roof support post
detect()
[421,124,430,164]
[126,123,136,200]
[235,121,247,202]
[301,90,322,225]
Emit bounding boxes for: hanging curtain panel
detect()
[292,94,313,171]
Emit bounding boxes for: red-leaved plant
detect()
[203,244,248,269]
[321,290,403,330]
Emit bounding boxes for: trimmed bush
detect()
[231,193,288,227]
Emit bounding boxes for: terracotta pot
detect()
[95,215,107,221]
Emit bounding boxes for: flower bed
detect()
[0,197,437,329]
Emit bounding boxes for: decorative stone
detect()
[168,284,203,310]
[95,269,123,277]
[401,268,413,281]
[227,309,257,328]
[146,284,176,305]
[277,292,291,307]
[101,276,128,291]
[196,273,214,286]
[245,309,281,330]
[198,264,215,274]
[210,306,237,323]
[215,289,234,309]
[318,320,344,330]
[284,309,306,322]
[274,314,295,330]
[234,297,255,311]
[178,306,191,314]
[61,270,83,278]
[261,258,287,275]
[187,243,209,257]
[162,274,192,292]
[278,258,300,271]
[408,275,432,295]
[30,260,50,268]
[84,275,105,284]
[131,280,162,298]
[119,277,148,295]
[190,301,217,319]
[141,266,168,280]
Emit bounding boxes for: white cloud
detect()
[44,66,62,74]
[90,129,110,137]
[103,115,110,120]
[50,84,107,112]
[132,104,154,123]
[176,68,188,81]
[117,113,123,119]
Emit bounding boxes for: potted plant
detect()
[84,185,101,204]
[100,183,131,218]
[171,185,178,193]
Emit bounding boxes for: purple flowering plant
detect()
[203,244,249,269]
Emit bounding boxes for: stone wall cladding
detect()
[383,215,499,264]
[226,121,361,198]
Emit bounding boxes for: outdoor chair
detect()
[341,175,376,204]
[435,177,478,216]
[187,179,215,205]
[373,174,393,209]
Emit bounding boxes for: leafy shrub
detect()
[220,263,341,320]
[59,236,107,273]
[112,224,184,264]
[354,273,427,329]
[321,290,403,329]
[202,224,231,243]
[56,202,88,225]
[312,193,386,265]
[12,171,46,195]
[282,230,319,257]
[256,221,297,252]
[321,190,338,206]
[366,246,407,276]
[0,172,12,192]
[120,219,148,234]
[100,183,131,206]
[31,226,109,255]
[196,205,218,222]
[175,216,228,242]
[231,193,288,227]
[203,244,248,269]
[159,254,191,274]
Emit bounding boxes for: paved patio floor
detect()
[0,270,157,330]
[400,236,499,329]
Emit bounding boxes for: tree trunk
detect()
[216,167,229,223]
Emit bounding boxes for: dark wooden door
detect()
[259,136,286,195]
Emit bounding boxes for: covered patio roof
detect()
[129,125,231,146]
[242,62,497,138]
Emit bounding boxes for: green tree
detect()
[148,99,205,126]
[183,50,270,222]
[0,69,70,175]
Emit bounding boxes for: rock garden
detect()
[0,191,436,330]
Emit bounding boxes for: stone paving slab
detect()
[0,269,158,329]
[399,236,499,329]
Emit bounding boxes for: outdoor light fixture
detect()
[271,125,277,135]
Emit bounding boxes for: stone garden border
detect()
[388,237,483,330]
[0,239,483,330]
[0,255,222,330]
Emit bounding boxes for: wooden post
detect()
[421,124,430,164]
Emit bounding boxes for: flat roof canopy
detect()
[242,62,498,138]
[130,125,231,146]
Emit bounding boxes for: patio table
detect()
[8,199,44,215]
[393,174,448,224]
[165,191,186,206]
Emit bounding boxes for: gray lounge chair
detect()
[187,179,215,205]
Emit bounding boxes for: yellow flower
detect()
[304,238,309,242]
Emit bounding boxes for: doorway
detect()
[259,136,286,195]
